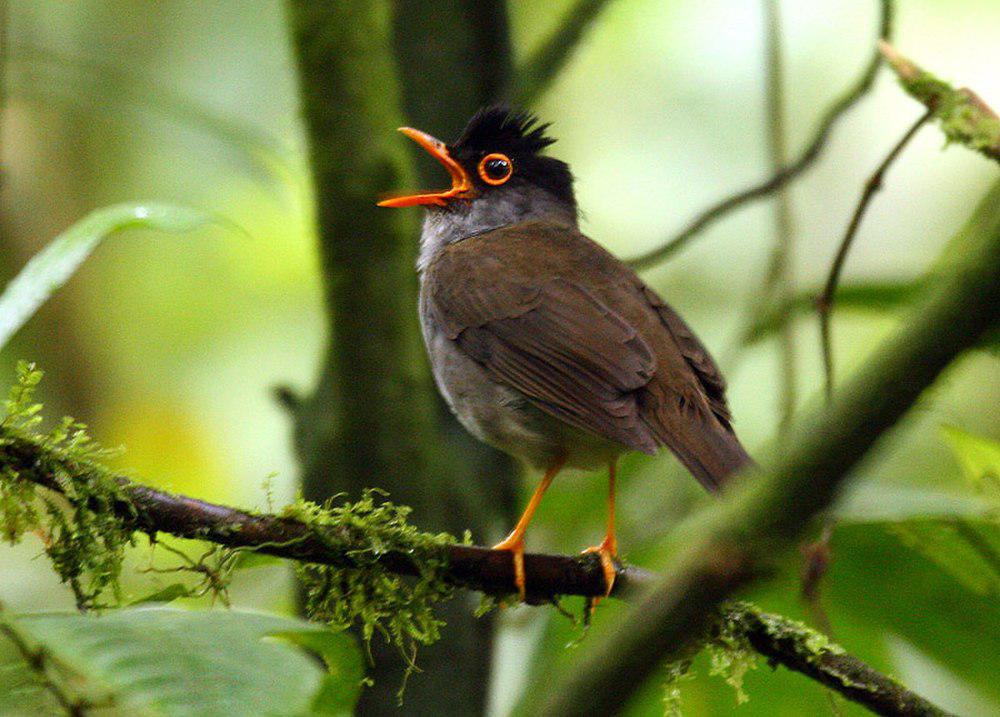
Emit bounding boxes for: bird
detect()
[379,107,751,599]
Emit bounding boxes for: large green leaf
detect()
[0,607,362,716]
[834,483,994,523]
[941,425,1000,505]
[826,524,1000,704]
[0,203,220,351]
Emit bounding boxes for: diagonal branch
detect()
[628,0,894,269]
[533,180,1000,716]
[879,42,1000,164]
[0,432,957,717]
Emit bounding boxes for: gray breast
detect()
[417,283,622,471]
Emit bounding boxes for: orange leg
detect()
[493,456,566,600]
[582,461,618,598]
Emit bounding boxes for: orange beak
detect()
[377,127,474,207]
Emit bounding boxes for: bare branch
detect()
[817,109,931,400]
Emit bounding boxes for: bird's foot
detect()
[492,534,527,601]
[581,535,618,602]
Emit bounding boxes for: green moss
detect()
[661,659,693,717]
[707,611,759,705]
[901,70,1000,159]
[0,363,466,686]
[286,490,459,660]
[0,362,135,608]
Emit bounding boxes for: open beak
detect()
[377,127,474,207]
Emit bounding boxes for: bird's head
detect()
[378,107,575,217]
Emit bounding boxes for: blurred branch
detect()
[534,180,1000,716]
[387,4,523,712]
[0,431,958,715]
[285,4,501,712]
[505,0,618,106]
[817,109,931,400]
[880,42,1000,164]
[742,279,925,346]
[761,0,798,432]
[628,0,894,269]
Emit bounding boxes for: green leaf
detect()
[126,584,192,606]
[940,425,1000,505]
[3,607,363,716]
[0,203,222,350]
[274,629,364,715]
[828,524,1000,703]
[834,483,995,523]
[742,280,924,346]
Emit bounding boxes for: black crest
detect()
[453,106,556,155]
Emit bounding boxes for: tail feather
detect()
[641,386,752,492]
[664,423,752,492]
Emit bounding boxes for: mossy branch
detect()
[880,42,1000,163]
[722,604,954,717]
[0,429,642,600]
[0,429,955,717]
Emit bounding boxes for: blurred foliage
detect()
[0,607,362,716]
[0,1,998,716]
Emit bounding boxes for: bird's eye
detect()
[478,153,513,185]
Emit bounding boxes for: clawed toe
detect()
[581,537,618,599]
[493,535,527,600]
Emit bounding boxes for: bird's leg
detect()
[493,456,565,600]
[582,461,618,598]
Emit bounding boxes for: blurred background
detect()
[1,1,997,715]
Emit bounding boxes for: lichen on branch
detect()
[880,41,1000,163]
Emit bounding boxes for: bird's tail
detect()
[642,389,753,492]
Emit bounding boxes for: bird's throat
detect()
[417,188,577,272]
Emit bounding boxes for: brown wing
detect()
[639,284,732,426]
[425,221,749,488]
[429,267,661,454]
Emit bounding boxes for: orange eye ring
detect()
[477,153,513,185]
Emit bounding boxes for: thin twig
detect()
[628,0,894,269]
[504,0,618,106]
[817,110,931,400]
[879,42,1000,164]
[762,0,798,432]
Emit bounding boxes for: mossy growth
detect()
[0,362,136,609]
[900,69,1000,160]
[286,491,461,663]
[662,601,847,713]
[0,362,467,674]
